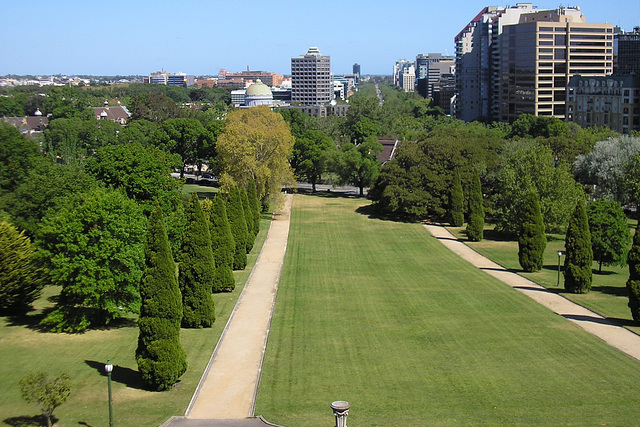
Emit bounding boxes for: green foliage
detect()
[0,122,42,195]
[0,217,42,313]
[19,371,70,427]
[128,93,185,123]
[153,118,215,174]
[179,193,216,328]
[0,96,25,116]
[333,138,382,197]
[587,200,631,272]
[226,187,248,270]
[37,188,146,332]
[564,198,593,293]
[117,119,158,145]
[510,114,569,139]
[43,117,115,165]
[518,190,547,272]
[627,223,640,321]
[203,196,235,292]
[42,86,88,119]
[240,187,254,253]
[291,129,336,192]
[247,177,261,235]
[495,141,581,234]
[450,169,464,227]
[136,205,187,391]
[466,172,484,242]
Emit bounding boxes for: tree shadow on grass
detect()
[591,285,628,297]
[3,414,52,427]
[85,360,147,390]
[482,228,517,242]
[354,203,420,224]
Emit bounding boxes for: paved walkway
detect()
[173,195,293,425]
[424,224,640,362]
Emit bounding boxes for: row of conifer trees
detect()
[136,180,262,391]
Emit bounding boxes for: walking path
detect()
[424,223,640,362]
[173,195,293,425]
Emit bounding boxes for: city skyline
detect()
[1,0,638,76]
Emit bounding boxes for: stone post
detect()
[330,401,350,427]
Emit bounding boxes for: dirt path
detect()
[424,224,640,362]
[185,194,293,420]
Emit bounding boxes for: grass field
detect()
[447,225,640,336]
[256,194,640,426]
[0,212,271,427]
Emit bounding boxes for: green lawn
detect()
[0,212,271,427]
[256,195,640,426]
[448,224,640,335]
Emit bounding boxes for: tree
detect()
[291,130,336,192]
[587,200,631,273]
[627,222,640,320]
[564,198,593,293]
[466,172,484,242]
[37,188,146,332]
[247,177,261,236]
[333,138,382,197]
[136,205,187,391]
[449,169,464,227]
[128,93,184,123]
[216,105,295,206]
[226,187,248,270]
[0,217,42,313]
[153,118,215,177]
[0,122,42,197]
[240,187,255,253]
[20,371,71,427]
[202,196,235,292]
[179,193,216,328]
[518,190,547,272]
[575,135,640,204]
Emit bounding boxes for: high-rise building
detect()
[615,29,640,75]
[393,60,415,92]
[291,47,332,106]
[146,71,194,87]
[415,53,455,99]
[498,7,613,122]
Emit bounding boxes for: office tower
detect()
[498,7,613,122]
[615,29,640,75]
[393,60,415,92]
[291,47,332,106]
[415,53,455,99]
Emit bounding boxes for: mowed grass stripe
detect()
[256,194,640,426]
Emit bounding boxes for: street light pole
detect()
[105,359,114,427]
[557,251,564,287]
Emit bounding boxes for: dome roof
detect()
[245,79,272,97]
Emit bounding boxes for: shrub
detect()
[518,190,546,272]
[564,198,593,293]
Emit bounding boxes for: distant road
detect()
[375,83,383,106]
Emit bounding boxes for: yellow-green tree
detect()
[216,105,295,206]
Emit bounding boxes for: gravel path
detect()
[424,223,640,361]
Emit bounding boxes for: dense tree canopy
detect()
[291,129,336,192]
[587,200,631,272]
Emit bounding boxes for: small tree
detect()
[136,205,187,391]
[207,195,235,292]
[466,172,484,241]
[226,187,248,270]
[0,217,42,313]
[449,169,464,227]
[587,199,632,273]
[518,190,547,272]
[19,371,71,427]
[564,198,593,293]
[626,222,640,321]
[179,193,216,328]
[247,177,261,236]
[240,187,254,253]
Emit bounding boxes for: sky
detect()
[2,0,639,77]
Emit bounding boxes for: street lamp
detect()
[105,359,114,427]
[557,251,564,287]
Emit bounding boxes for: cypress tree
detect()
[209,195,236,292]
[518,190,547,272]
[136,205,187,391]
[0,217,42,313]
[247,177,261,237]
[226,187,248,270]
[564,198,593,293]
[449,169,464,227]
[179,193,215,328]
[240,187,254,253]
[466,172,484,242]
[627,222,640,321]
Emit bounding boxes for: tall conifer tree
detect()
[518,190,547,272]
[466,172,484,242]
[226,187,248,270]
[564,198,593,293]
[240,187,254,253]
[627,222,640,321]
[209,195,235,292]
[136,205,187,391]
[247,177,261,237]
[179,193,215,327]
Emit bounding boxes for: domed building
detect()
[244,79,273,107]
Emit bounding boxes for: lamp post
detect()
[105,359,113,427]
[557,251,564,287]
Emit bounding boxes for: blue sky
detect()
[2,1,638,76]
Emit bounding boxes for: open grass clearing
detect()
[0,211,271,427]
[256,194,640,426]
[448,223,640,335]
